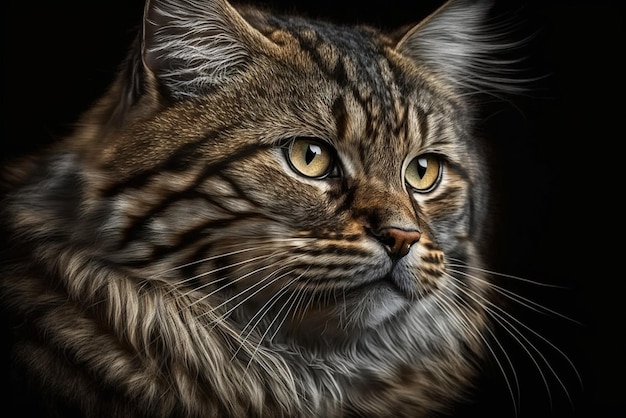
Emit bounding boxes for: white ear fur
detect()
[396,0,522,96]
[142,0,261,99]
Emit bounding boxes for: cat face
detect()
[78,0,492,346]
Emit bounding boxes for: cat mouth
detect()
[345,273,418,301]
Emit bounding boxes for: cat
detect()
[0,0,533,416]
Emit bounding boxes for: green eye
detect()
[405,155,442,192]
[286,137,335,178]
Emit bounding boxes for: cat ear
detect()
[142,0,266,99]
[395,0,519,95]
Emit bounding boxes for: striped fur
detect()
[1,0,517,416]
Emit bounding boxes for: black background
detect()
[2,1,624,417]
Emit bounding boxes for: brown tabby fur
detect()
[1,0,520,416]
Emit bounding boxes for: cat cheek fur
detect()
[0,0,521,417]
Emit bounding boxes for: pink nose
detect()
[376,227,421,259]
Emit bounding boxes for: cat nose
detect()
[375,227,421,260]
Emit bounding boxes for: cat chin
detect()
[283,282,411,345]
[349,282,411,327]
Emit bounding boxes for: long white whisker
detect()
[206,261,294,318]
[450,275,552,409]
[155,244,281,277]
[227,271,295,362]
[235,268,299,336]
[205,263,295,322]
[445,272,581,407]
[297,282,318,325]
[240,268,307,336]
[269,281,309,342]
[252,277,300,345]
[156,236,314,283]
[434,288,520,416]
[448,267,582,325]
[162,251,283,298]
[228,263,309,362]
[185,251,289,307]
[447,258,566,288]
[287,280,311,328]
[447,269,583,387]
[240,273,305,370]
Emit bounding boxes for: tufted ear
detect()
[142,0,267,100]
[395,0,521,96]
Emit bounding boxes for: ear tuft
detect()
[143,0,259,99]
[396,0,525,97]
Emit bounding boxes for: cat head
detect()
[67,0,516,345]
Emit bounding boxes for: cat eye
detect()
[286,137,337,179]
[405,154,442,193]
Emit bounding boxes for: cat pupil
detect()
[417,157,428,178]
[305,144,322,165]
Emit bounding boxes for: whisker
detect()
[206,264,295,323]
[233,268,298,336]
[445,272,582,408]
[434,288,520,417]
[287,279,312,328]
[154,237,317,298]
[184,251,290,307]
[297,281,318,326]
[269,282,309,342]
[192,254,291,312]
[159,237,316,275]
[159,251,281,298]
[238,273,305,372]
[448,275,551,410]
[447,258,566,288]
[247,279,301,361]
[239,269,306,339]
[445,269,583,388]
[448,267,582,325]
[155,245,274,277]
[225,263,309,362]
